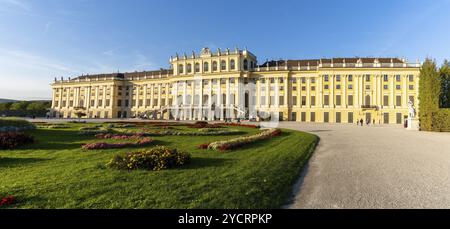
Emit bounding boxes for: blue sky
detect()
[0,0,449,100]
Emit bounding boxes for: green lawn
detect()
[0,122,318,209]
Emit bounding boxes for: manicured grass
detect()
[0,122,318,209]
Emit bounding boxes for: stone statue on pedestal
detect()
[408,99,416,118]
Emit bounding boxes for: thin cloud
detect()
[0,0,31,11]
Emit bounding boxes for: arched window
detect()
[243,59,248,70]
[221,60,226,70]
[187,64,192,73]
[194,63,200,73]
[203,62,209,72]
[230,59,236,70]
[365,95,371,106]
[212,61,218,71]
[178,64,184,74]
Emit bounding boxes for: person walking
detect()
[360,118,364,126]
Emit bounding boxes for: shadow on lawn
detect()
[0,157,50,168]
[180,157,233,170]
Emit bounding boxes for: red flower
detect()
[0,195,15,207]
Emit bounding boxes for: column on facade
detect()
[256,78,260,108]
[150,84,155,108]
[343,75,347,107]
[275,77,279,106]
[58,87,63,109]
[208,79,213,121]
[390,75,395,108]
[217,78,223,120]
[402,75,407,107]
[183,81,187,120]
[354,76,359,108]
[143,85,148,108]
[265,78,269,107]
[136,86,140,110]
[226,78,231,119]
[65,88,70,109]
[102,86,106,109]
[306,77,311,107]
[198,80,203,120]
[174,81,179,119]
[158,84,162,109]
[284,76,289,107]
[190,81,194,120]
[317,76,322,107]
[330,75,335,108]
[51,89,56,108]
[297,77,301,108]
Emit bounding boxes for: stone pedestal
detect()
[407,117,420,131]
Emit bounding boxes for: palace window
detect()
[98,100,102,107]
[311,78,315,83]
[348,95,354,106]
[336,85,341,90]
[396,85,401,90]
[324,95,329,106]
[221,60,226,70]
[324,75,329,82]
[310,96,316,106]
[138,99,143,106]
[324,85,329,89]
[279,78,284,83]
[409,96,415,105]
[383,95,389,106]
[187,64,192,73]
[348,75,353,82]
[117,99,122,106]
[69,100,73,107]
[243,59,248,71]
[348,84,353,89]
[195,63,200,73]
[260,96,266,105]
[409,85,414,90]
[178,64,184,74]
[336,75,341,82]
[279,96,284,105]
[292,78,297,83]
[365,74,371,82]
[396,75,401,82]
[383,75,389,82]
[301,96,306,106]
[336,95,341,106]
[203,62,209,72]
[230,59,236,70]
[365,85,370,90]
[270,78,275,83]
[396,96,402,106]
[302,86,306,91]
[311,86,315,91]
[292,96,297,106]
[365,95,371,106]
[384,85,388,90]
[301,77,306,83]
[90,100,95,106]
[106,99,110,107]
[212,61,218,71]
[408,75,414,82]
[293,86,297,91]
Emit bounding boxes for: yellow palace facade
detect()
[50,47,421,124]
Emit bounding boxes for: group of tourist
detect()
[357,118,377,126]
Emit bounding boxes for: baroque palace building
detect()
[50,47,421,124]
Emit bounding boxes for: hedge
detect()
[0,118,35,132]
[430,109,450,132]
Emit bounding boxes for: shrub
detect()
[81,137,153,150]
[430,109,450,132]
[106,146,191,170]
[106,123,136,128]
[0,195,15,207]
[198,143,209,149]
[0,118,36,132]
[188,121,223,129]
[207,128,281,151]
[0,132,34,149]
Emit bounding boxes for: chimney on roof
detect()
[54,77,57,82]
[61,77,63,81]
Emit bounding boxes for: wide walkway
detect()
[279,122,450,209]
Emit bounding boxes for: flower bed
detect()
[81,137,153,150]
[106,123,136,128]
[106,146,191,171]
[220,122,260,128]
[187,121,223,129]
[79,125,102,130]
[0,118,36,132]
[95,133,144,140]
[0,132,35,149]
[128,129,242,136]
[206,128,282,151]
[78,128,112,136]
[0,195,15,207]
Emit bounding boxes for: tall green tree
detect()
[0,102,12,111]
[439,60,450,108]
[9,101,30,111]
[418,59,441,130]
[26,102,48,116]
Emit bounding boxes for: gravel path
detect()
[279,122,450,209]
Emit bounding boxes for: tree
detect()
[0,102,12,111]
[439,60,450,108]
[418,59,441,130]
[73,107,87,121]
[9,101,30,111]
[26,102,48,116]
